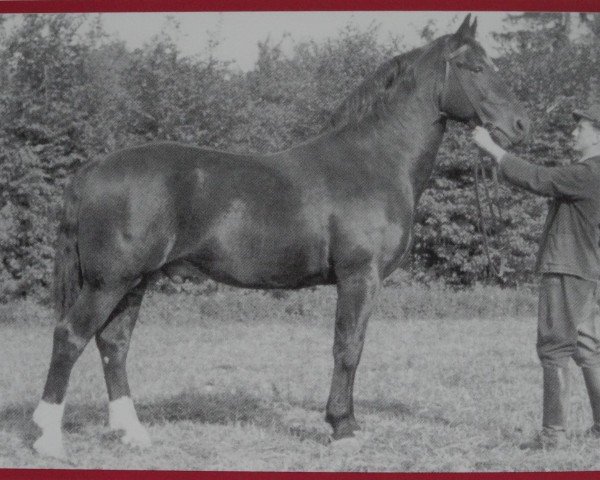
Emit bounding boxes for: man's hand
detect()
[472,126,507,161]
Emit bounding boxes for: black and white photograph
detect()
[2,9,600,472]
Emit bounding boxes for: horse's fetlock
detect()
[326,413,357,440]
[325,412,342,428]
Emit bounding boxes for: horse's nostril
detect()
[516,119,524,131]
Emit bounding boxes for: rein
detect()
[473,157,505,279]
[441,45,506,280]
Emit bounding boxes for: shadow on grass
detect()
[135,390,332,444]
[291,398,453,427]
[358,398,454,426]
[0,390,333,448]
[139,390,277,426]
[0,402,53,453]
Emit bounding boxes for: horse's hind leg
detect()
[33,283,129,459]
[326,263,381,444]
[95,279,149,447]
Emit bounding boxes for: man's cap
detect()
[573,104,600,127]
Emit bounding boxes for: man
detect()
[472,104,600,449]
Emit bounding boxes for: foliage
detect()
[1,13,599,301]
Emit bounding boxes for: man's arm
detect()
[498,153,594,199]
[471,126,597,200]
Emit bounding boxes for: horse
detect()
[32,15,530,459]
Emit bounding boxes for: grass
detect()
[1,281,600,471]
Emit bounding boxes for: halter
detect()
[440,44,488,127]
[439,44,504,137]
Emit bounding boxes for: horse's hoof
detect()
[33,434,67,460]
[121,424,151,448]
[330,435,362,454]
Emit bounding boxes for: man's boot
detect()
[520,365,569,449]
[582,366,600,437]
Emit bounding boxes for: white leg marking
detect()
[33,400,67,459]
[109,396,151,448]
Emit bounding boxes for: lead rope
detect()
[473,153,504,280]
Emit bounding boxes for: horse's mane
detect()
[328,38,447,130]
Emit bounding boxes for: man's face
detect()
[572,119,600,155]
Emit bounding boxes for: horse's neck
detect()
[337,81,446,200]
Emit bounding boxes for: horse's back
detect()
[72,140,413,289]
[74,142,334,289]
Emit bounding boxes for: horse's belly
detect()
[181,204,331,288]
[185,238,329,288]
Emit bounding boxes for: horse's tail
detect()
[53,178,82,320]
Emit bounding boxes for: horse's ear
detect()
[454,14,474,42]
[470,16,478,36]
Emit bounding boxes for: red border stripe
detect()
[2,471,600,480]
[1,0,599,479]
[0,0,597,12]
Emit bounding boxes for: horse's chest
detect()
[331,194,413,274]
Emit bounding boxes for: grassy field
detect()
[1,281,600,471]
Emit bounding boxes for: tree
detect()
[0,15,101,299]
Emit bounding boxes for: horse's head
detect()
[439,15,530,146]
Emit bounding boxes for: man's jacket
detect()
[499,153,600,281]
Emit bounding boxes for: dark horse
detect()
[33,15,529,458]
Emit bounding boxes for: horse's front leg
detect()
[326,262,381,442]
